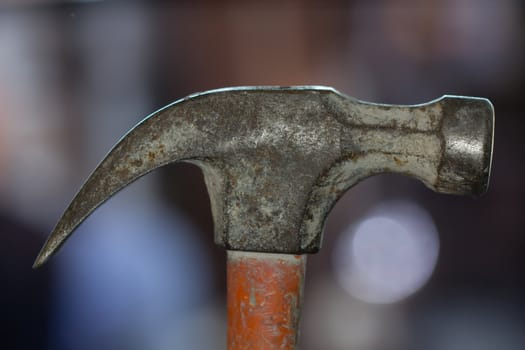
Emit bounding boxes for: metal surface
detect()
[227,251,306,350]
[33,86,494,267]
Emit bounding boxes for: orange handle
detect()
[227,251,307,350]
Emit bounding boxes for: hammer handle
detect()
[227,251,306,350]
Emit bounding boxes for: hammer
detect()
[34,86,494,349]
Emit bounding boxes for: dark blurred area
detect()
[0,0,523,349]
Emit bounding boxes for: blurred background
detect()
[0,0,523,349]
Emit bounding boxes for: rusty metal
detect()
[33,86,494,349]
[33,86,494,267]
[227,251,306,349]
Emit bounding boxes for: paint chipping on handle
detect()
[227,251,306,350]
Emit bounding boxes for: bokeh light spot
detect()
[333,200,439,304]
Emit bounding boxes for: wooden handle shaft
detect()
[227,251,306,350]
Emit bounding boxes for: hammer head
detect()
[33,87,493,267]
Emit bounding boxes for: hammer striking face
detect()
[34,86,493,267]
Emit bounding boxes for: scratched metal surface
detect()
[33,86,494,266]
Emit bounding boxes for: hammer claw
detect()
[33,95,210,268]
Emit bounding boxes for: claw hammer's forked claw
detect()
[34,86,494,349]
